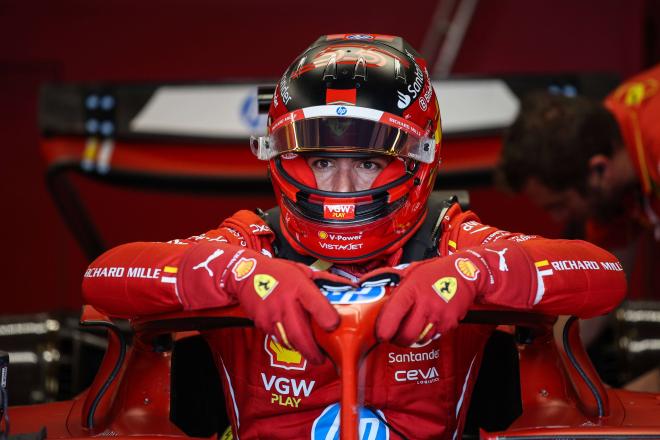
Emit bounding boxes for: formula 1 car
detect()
[5,282,660,439]
[3,79,659,439]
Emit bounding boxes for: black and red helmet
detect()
[251,34,442,263]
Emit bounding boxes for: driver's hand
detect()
[361,252,488,346]
[181,243,352,363]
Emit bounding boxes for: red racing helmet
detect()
[251,34,442,263]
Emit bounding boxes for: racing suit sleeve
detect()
[443,208,627,318]
[81,210,275,318]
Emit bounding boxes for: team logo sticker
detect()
[254,274,278,299]
[432,277,457,303]
[232,257,257,281]
[264,334,307,371]
[396,91,411,109]
[324,203,356,220]
[192,249,224,277]
[455,258,479,281]
[346,34,374,40]
[619,79,658,107]
[311,403,389,440]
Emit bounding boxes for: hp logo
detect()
[311,403,389,440]
[347,34,374,40]
[321,285,385,305]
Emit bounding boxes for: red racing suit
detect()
[83,203,626,439]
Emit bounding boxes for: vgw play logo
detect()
[311,403,389,440]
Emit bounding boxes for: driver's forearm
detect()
[82,241,193,318]
[473,239,626,318]
[82,240,256,318]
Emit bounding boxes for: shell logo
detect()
[232,257,256,281]
[455,257,479,281]
[318,231,328,239]
[264,334,307,371]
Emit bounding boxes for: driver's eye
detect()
[312,159,332,169]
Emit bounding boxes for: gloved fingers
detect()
[392,304,430,346]
[280,306,325,364]
[413,321,440,347]
[250,306,280,336]
[298,285,340,332]
[375,287,415,342]
[435,290,473,334]
[417,322,435,342]
[435,312,463,335]
[275,322,293,349]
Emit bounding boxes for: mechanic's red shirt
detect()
[604,63,660,236]
[83,206,625,439]
[589,64,660,300]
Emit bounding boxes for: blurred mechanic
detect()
[500,66,660,301]
[83,34,626,439]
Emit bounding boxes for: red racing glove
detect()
[179,243,352,363]
[361,245,512,346]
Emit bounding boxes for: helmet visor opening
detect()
[252,116,435,163]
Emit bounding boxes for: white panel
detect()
[130,85,266,137]
[130,80,519,138]
[303,105,384,121]
[434,79,520,133]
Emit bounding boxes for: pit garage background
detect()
[1,0,659,404]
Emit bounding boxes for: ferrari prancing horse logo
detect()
[254,274,278,299]
[432,276,457,302]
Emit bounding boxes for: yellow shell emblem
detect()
[455,258,479,281]
[432,277,457,303]
[232,257,256,281]
[269,338,303,365]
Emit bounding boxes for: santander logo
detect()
[397,91,411,109]
[323,204,356,220]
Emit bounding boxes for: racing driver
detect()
[82,34,627,439]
